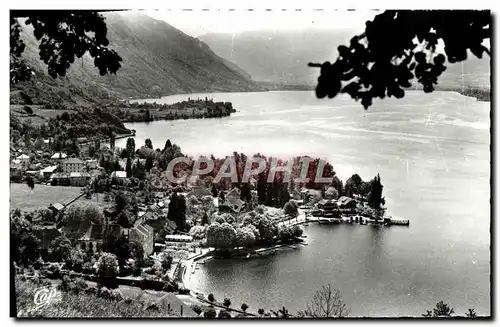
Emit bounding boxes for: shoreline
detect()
[119,113,233,124]
[177,212,408,314]
[125,88,491,104]
[177,237,307,303]
[179,241,308,316]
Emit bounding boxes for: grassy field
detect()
[11,105,79,126]
[74,193,110,209]
[15,277,181,318]
[10,183,83,211]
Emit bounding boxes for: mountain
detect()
[199,29,491,89]
[11,12,264,106]
[199,29,351,86]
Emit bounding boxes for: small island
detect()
[105,98,237,123]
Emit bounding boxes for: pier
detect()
[386,218,410,226]
[280,210,410,228]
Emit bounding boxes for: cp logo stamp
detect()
[33,286,61,310]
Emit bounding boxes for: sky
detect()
[145,9,379,37]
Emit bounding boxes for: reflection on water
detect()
[119,91,490,317]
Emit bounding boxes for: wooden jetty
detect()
[386,218,410,226]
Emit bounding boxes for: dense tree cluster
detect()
[96,252,119,288]
[167,192,187,231]
[11,211,41,266]
[343,173,385,209]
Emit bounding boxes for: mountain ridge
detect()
[10,12,265,106]
[199,29,491,90]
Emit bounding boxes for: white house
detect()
[40,165,58,179]
[112,171,127,179]
[62,158,85,174]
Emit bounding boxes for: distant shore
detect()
[454,88,490,101]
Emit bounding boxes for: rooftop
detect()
[51,152,67,159]
[50,203,65,211]
[70,172,91,178]
[338,196,355,203]
[41,165,58,173]
[64,157,84,164]
[164,234,193,242]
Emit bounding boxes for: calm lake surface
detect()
[118,90,490,317]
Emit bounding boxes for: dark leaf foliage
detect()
[10,10,122,84]
[309,10,491,108]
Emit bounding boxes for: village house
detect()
[148,203,162,214]
[10,160,22,172]
[50,172,71,186]
[219,187,246,214]
[338,196,357,209]
[317,199,338,211]
[16,154,30,168]
[69,172,91,186]
[62,157,85,174]
[164,219,178,234]
[142,211,169,232]
[76,223,124,252]
[164,234,193,243]
[49,203,65,215]
[118,159,127,170]
[111,170,127,180]
[317,199,339,218]
[128,220,155,257]
[163,234,193,249]
[40,165,58,179]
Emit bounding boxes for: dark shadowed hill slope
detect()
[11,12,264,106]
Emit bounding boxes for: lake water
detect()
[117,90,490,317]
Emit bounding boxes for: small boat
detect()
[246,254,251,259]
